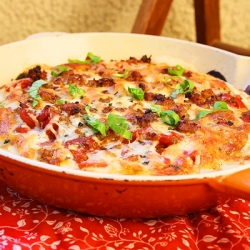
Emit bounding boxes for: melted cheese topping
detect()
[0,55,250,176]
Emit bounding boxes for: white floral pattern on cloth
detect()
[0,180,250,250]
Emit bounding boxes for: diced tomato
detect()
[65,137,101,167]
[131,127,159,142]
[183,150,197,162]
[20,78,33,90]
[71,149,88,163]
[64,137,100,151]
[234,95,248,109]
[46,129,56,141]
[155,132,183,154]
[220,93,231,100]
[242,117,250,123]
[15,125,29,133]
[6,78,33,92]
[124,155,140,162]
[79,160,108,169]
[45,123,59,141]
[241,110,250,123]
[159,132,182,146]
[52,123,59,131]
[19,108,36,129]
[163,157,171,164]
[221,93,247,109]
[37,106,51,129]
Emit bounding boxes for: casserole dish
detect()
[0,32,250,218]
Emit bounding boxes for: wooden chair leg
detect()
[132,0,173,35]
[194,0,220,45]
[132,0,250,56]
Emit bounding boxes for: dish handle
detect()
[209,168,250,200]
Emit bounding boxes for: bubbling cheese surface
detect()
[0,53,250,176]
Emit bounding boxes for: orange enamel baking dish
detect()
[1,33,250,218]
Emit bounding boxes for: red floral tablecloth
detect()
[0,179,250,250]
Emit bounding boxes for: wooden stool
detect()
[132,0,250,56]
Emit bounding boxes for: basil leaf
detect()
[213,101,228,111]
[150,104,162,114]
[164,76,172,83]
[168,65,184,76]
[164,76,181,83]
[160,110,180,126]
[51,65,69,77]
[150,105,180,126]
[56,99,65,104]
[68,59,91,64]
[85,105,91,116]
[170,80,194,99]
[68,84,85,99]
[28,79,47,107]
[113,69,129,78]
[0,104,4,108]
[194,101,228,120]
[194,110,212,120]
[87,52,101,64]
[128,87,144,100]
[83,105,107,135]
[68,52,101,65]
[107,113,132,140]
[84,116,107,136]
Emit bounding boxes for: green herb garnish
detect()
[87,52,101,64]
[28,79,48,107]
[107,113,132,140]
[213,101,228,111]
[160,110,180,125]
[56,99,66,105]
[68,84,85,99]
[128,87,144,100]
[51,65,69,77]
[170,80,194,99]
[113,69,129,78]
[194,101,228,120]
[85,115,107,136]
[68,52,101,65]
[84,106,107,136]
[68,59,88,64]
[150,105,180,126]
[168,65,184,76]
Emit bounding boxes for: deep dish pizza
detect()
[0,52,250,175]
